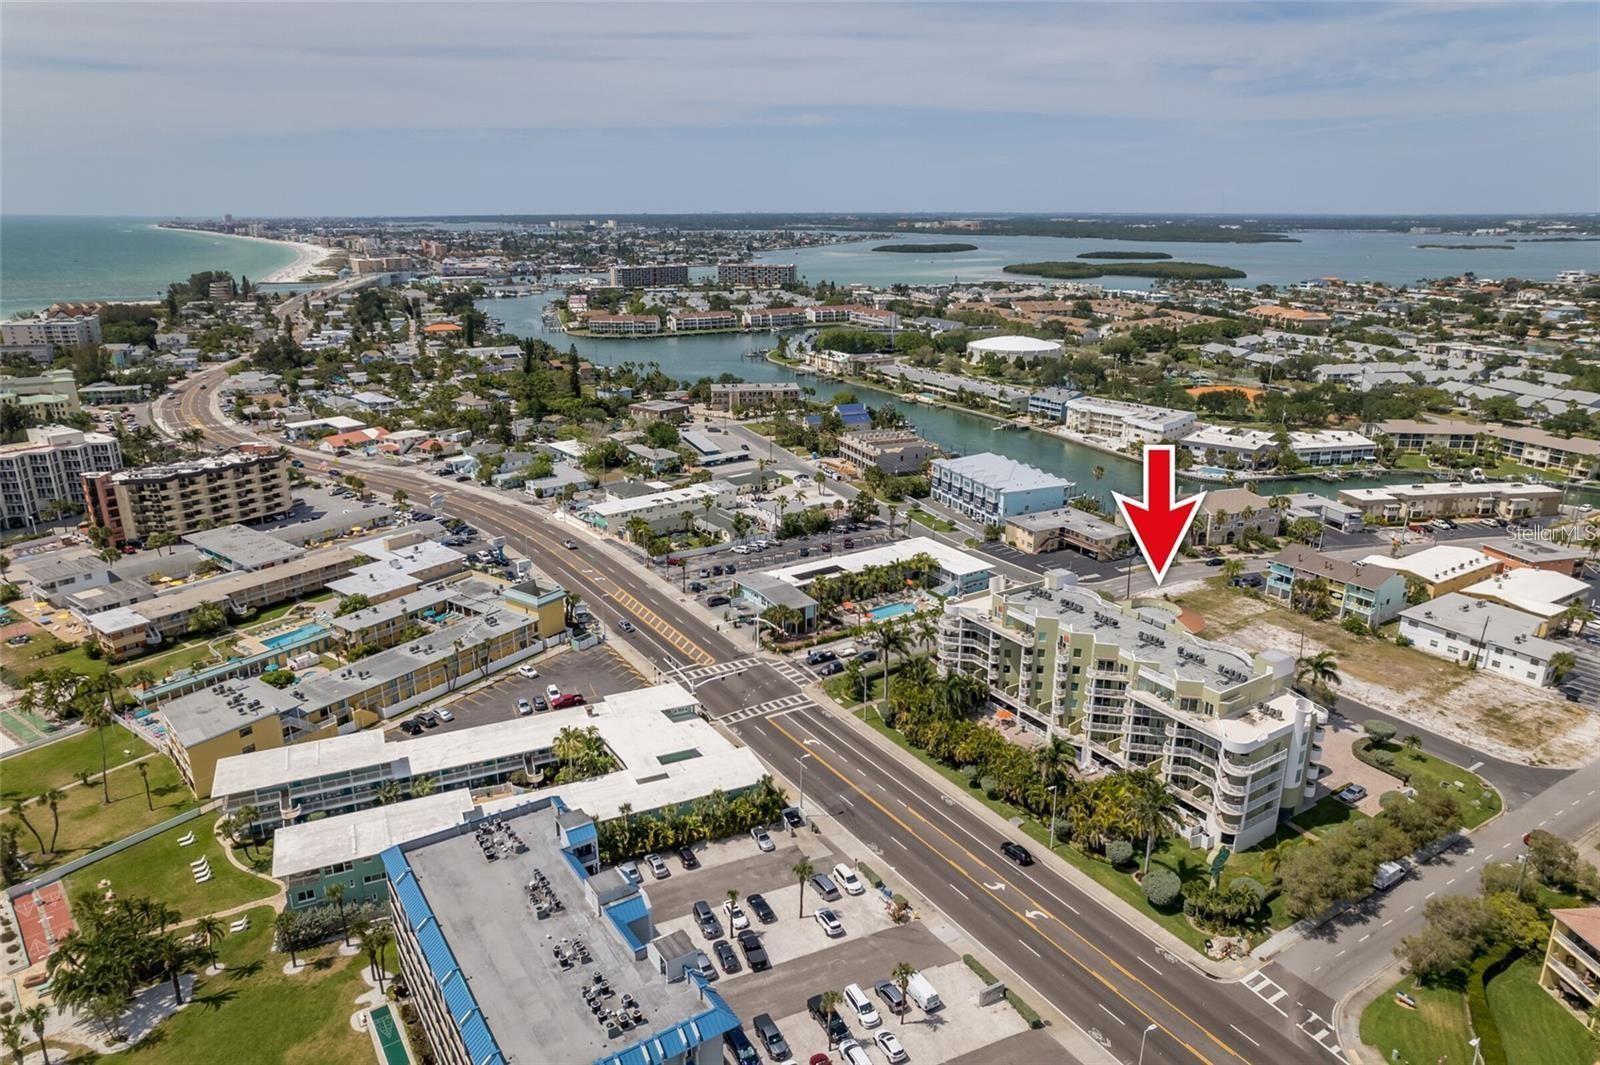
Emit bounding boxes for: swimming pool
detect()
[1194,466,1229,478]
[261,623,328,651]
[868,602,917,622]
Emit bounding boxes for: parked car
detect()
[706,595,730,607]
[552,693,585,708]
[807,993,851,1045]
[516,697,533,716]
[750,826,775,852]
[399,720,423,736]
[746,893,776,924]
[434,708,453,722]
[645,853,669,879]
[781,806,806,829]
[814,908,845,937]
[873,1030,908,1064]
[618,861,642,885]
[1000,840,1034,866]
[737,928,770,971]
[677,846,700,870]
[806,649,836,665]
[713,939,741,974]
[563,539,579,549]
[843,983,880,1028]
[832,864,865,896]
[531,695,547,712]
[837,1040,870,1065]
[722,899,750,931]
[618,620,635,633]
[873,980,908,1016]
[724,1028,761,1065]
[693,900,723,939]
[417,712,439,729]
[1336,783,1368,804]
[856,650,878,664]
[517,664,540,679]
[809,873,840,901]
[817,661,844,677]
[546,683,562,701]
[752,1014,790,1063]
[690,950,717,982]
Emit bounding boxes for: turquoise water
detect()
[261,623,327,651]
[0,216,302,315]
[869,602,917,621]
[754,231,1600,290]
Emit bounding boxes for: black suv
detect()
[746,893,776,924]
[737,929,770,971]
[807,993,851,1045]
[752,1014,789,1063]
[1000,840,1034,866]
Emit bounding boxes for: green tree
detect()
[8,801,44,857]
[1294,651,1342,698]
[1127,770,1181,876]
[891,961,916,1026]
[817,989,844,1048]
[20,1005,48,1065]
[274,909,301,968]
[793,858,815,917]
[335,593,372,617]
[41,787,64,854]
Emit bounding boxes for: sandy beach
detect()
[160,225,333,283]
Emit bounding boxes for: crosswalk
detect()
[1240,970,1289,1016]
[1241,971,1343,1059]
[719,693,813,724]
[674,657,761,684]
[1297,1009,1343,1059]
[769,659,815,687]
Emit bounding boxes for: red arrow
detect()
[1113,444,1205,587]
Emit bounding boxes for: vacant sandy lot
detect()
[1168,578,1599,767]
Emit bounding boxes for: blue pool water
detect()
[262,623,327,651]
[868,602,917,622]
[1195,466,1229,478]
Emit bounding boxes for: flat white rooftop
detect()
[1462,568,1591,619]
[765,535,991,587]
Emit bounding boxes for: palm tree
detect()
[80,686,116,805]
[817,989,844,1048]
[1220,558,1244,582]
[327,881,351,944]
[375,780,402,805]
[20,1005,47,1065]
[878,622,910,704]
[194,915,226,972]
[1127,770,1182,876]
[157,933,194,1005]
[1295,651,1342,698]
[891,961,916,1026]
[137,762,152,811]
[1091,465,1107,509]
[793,858,814,917]
[8,801,43,858]
[1,1016,24,1065]
[40,788,65,854]
[1034,735,1075,792]
[274,909,301,968]
[363,924,394,992]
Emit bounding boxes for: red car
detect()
[551,692,586,709]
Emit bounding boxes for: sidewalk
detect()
[804,683,1262,982]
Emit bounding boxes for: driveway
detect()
[1311,716,1397,815]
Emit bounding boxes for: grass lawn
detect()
[100,904,391,1065]
[907,510,957,533]
[1360,977,1473,1065]
[8,640,109,682]
[1289,795,1370,837]
[0,727,153,802]
[1357,739,1503,829]
[64,812,277,921]
[2,756,196,873]
[1486,955,1600,1065]
[118,638,240,684]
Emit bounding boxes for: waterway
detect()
[752,230,1600,290]
[480,289,1448,503]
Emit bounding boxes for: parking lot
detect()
[391,643,647,739]
[1554,632,1600,706]
[612,835,1041,1064]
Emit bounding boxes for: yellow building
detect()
[1540,907,1600,1017]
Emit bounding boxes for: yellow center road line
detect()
[768,716,1253,1065]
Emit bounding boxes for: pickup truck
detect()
[807,994,850,1046]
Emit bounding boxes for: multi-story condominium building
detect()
[1539,907,1600,1017]
[582,313,662,336]
[741,306,809,328]
[1245,305,1332,330]
[665,310,738,332]
[1359,544,1499,599]
[930,452,1074,525]
[1027,388,1081,423]
[873,363,1034,412]
[837,428,940,475]
[1374,418,1484,454]
[1002,506,1129,560]
[82,450,293,545]
[83,547,361,663]
[1285,429,1377,466]
[1337,481,1562,523]
[1398,593,1562,687]
[0,425,122,528]
[157,601,556,796]
[628,399,691,424]
[582,480,740,532]
[939,572,1321,849]
[0,312,103,352]
[607,263,689,287]
[805,348,897,376]
[707,381,802,411]
[804,304,901,331]
[1192,487,1284,547]
[1266,546,1409,626]
[0,369,82,421]
[1375,419,1600,479]
[1278,492,1365,533]
[384,799,739,1065]
[718,262,797,286]
[1179,425,1278,469]
[1063,396,1197,446]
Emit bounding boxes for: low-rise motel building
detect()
[156,585,566,797]
[250,683,764,913]
[1336,481,1562,523]
[1540,907,1600,1018]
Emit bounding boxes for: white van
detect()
[904,971,942,1012]
[842,983,881,1029]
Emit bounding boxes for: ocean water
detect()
[754,230,1600,289]
[0,216,301,316]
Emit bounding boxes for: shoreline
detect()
[157,224,332,283]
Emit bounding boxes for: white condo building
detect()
[1063,396,1197,446]
[939,572,1323,848]
[0,425,123,528]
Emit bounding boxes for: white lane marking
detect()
[1097,1003,1125,1026]
[1466,761,1483,772]
[1137,957,1162,975]
[948,885,968,901]
[1230,1024,1263,1049]
[1018,938,1042,959]
[1404,905,1415,913]
[1358,933,1371,943]
[893,838,908,850]
[1381,919,1392,928]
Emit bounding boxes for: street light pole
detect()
[798,753,812,823]
[1138,1023,1158,1065]
[1047,784,1059,851]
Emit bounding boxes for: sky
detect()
[3,2,1597,217]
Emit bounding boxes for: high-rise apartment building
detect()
[717,262,798,286]
[82,450,293,544]
[607,263,690,287]
[0,425,123,528]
